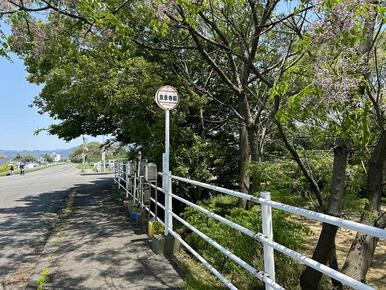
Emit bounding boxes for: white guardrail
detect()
[112,160,385,290]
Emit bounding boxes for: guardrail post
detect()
[261,191,275,290]
[114,161,117,182]
[125,162,129,198]
[133,170,137,205]
[137,155,141,206]
[155,180,158,218]
[117,161,119,182]
[140,176,144,210]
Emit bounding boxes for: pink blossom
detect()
[143,0,176,18]
[310,0,374,106]
[10,17,48,55]
[0,1,13,12]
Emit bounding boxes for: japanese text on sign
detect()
[155,85,179,110]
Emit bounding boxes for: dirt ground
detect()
[293,216,385,289]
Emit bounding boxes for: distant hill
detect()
[0,147,78,160]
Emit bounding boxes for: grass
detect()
[173,250,228,290]
[76,163,95,171]
[0,162,66,177]
[33,190,77,288]
[36,268,49,290]
[53,191,76,238]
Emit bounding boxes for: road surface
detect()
[0,164,110,287]
[0,163,182,289]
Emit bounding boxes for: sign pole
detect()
[154,85,179,236]
[165,110,169,175]
[164,110,171,235]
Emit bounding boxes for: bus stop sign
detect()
[155,85,179,110]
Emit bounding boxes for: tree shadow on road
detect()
[0,177,182,289]
[0,178,110,286]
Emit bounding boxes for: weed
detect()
[36,268,49,290]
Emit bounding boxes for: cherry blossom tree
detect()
[297,0,385,288]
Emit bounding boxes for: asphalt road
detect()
[0,163,110,287]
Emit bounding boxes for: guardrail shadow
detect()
[0,176,181,289]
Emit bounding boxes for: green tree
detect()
[14,154,36,162]
[2,0,313,206]
[267,1,385,288]
[125,0,312,206]
[42,153,54,163]
[4,2,240,191]
[69,142,128,164]
[1,1,384,289]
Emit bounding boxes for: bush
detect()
[179,195,310,289]
[0,163,9,175]
[248,157,334,208]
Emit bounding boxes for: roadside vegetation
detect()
[0,162,64,176]
[0,1,384,289]
[0,163,9,176]
[0,154,38,175]
[70,142,128,163]
[36,268,49,290]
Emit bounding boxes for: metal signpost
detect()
[155,85,179,236]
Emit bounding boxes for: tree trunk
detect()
[199,107,205,137]
[339,4,382,287]
[329,244,343,288]
[341,132,386,286]
[341,219,384,289]
[275,118,324,209]
[248,125,260,163]
[258,126,267,163]
[237,91,252,208]
[238,122,250,208]
[247,124,262,198]
[300,140,350,290]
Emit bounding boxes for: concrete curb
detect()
[79,172,113,176]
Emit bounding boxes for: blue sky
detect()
[0,24,102,151]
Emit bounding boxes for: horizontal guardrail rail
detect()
[170,210,284,290]
[171,175,386,240]
[169,192,374,290]
[168,229,238,290]
[112,160,385,290]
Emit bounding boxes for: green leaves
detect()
[0,26,9,58]
[181,196,309,288]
